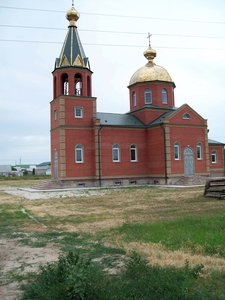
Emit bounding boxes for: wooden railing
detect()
[204,177,225,199]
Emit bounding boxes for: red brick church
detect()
[50,4,224,187]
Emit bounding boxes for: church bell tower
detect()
[50,3,97,181]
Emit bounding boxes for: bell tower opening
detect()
[74,73,82,96]
[62,73,69,95]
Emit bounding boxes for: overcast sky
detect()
[0,0,225,165]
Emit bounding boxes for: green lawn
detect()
[112,213,225,257]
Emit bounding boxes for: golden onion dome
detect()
[129,46,173,86]
[66,4,80,26]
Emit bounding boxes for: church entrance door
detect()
[184,147,194,176]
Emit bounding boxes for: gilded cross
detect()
[147,32,152,47]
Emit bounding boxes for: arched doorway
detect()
[184,147,194,176]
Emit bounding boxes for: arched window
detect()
[75,144,84,163]
[112,144,120,162]
[132,92,137,107]
[182,113,191,120]
[174,143,180,160]
[211,151,217,163]
[145,89,152,104]
[62,74,69,95]
[196,143,202,160]
[130,144,137,162]
[162,88,168,104]
[74,74,82,96]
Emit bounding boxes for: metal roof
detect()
[96,112,145,127]
[149,110,175,126]
[55,26,90,70]
[208,139,225,145]
[96,113,224,147]
[37,162,51,167]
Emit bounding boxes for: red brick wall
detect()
[209,145,225,176]
[133,109,169,125]
[50,100,60,129]
[146,127,165,175]
[50,130,60,176]
[99,127,148,177]
[129,82,175,113]
[64,97,96,127]
[169,108,205,126]
[65,128,95,178]
[169,126,208,175]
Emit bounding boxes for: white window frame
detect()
[182,113,191,120]
[211,151,217,164]
[174,143,180,160]
[112,144,120,162]
[74,107,83,118]
[197,143,202,160]
[75,144,84,163]
[162,88,168,104]
[130,144,138,162]
[132,92,137,107]
[145,89,152,104]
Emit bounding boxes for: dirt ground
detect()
[0,238,59,300]
[0,186,90,300]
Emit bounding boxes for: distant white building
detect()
[0,165,11,176]
[35,162,51,176]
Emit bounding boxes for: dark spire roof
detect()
[54,5,90,70]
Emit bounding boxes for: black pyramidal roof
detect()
[54,10,90,70]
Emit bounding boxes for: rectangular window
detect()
[75,145,84,163]
[197,144,202,160]
[130,145,137,162]
[174,144,180,160]
[74,107,83,118]
[211,152,217,164]
[112,145,120,162]
[132,92,137,107]
[76,149,83,162]
[162,89,168,104]
[54,110,57,121]
[145,89,152,104]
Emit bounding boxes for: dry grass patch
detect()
[122,242,225,273]
[3,186,224,234]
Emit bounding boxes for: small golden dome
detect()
[66,5,80,26]
[129,46,173,86]
[144,46,157,61]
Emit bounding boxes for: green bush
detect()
[107,252,204,300]
[20,252,104,300]
[21,251,204,300]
